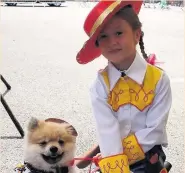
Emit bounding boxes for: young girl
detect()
[76,1,172,173]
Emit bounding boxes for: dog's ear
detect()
[28,117,39,131]
[45,118,67,124]
[66,125,78,137]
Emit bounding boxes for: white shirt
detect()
[89,52,172,157]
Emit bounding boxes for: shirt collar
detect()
[107,52,147,91]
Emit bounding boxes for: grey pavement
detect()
[0,2,184,173]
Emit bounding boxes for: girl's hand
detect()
[93,153,102,167]
[93,153,102,166]
[94,153,102,160]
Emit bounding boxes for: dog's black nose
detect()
[50,146,58,153]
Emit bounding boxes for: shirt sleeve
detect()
[135,71,172,153]
[89,74,123,157]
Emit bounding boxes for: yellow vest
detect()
[101,64,162,112]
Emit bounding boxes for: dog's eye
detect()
[58,140,64,145]
[39,141,47,146]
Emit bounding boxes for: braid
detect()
[139,31,148,60]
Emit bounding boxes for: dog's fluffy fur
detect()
[23,117,77,173]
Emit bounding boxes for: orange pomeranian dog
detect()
[14,117,78,173]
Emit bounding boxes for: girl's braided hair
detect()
[139,31,148,60]
[96,5,148,61]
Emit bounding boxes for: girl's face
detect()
[97,16,141,70]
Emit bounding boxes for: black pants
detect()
[130,145,166,173]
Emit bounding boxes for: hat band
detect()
[90,0,122,37]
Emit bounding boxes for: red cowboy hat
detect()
[76,0,143,64]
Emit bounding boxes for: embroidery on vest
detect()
[102,159,127,173]
[99,154,129,173]
[122,134,145,165]
[101,65,162,112]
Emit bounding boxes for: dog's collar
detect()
[24,162,69,173]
